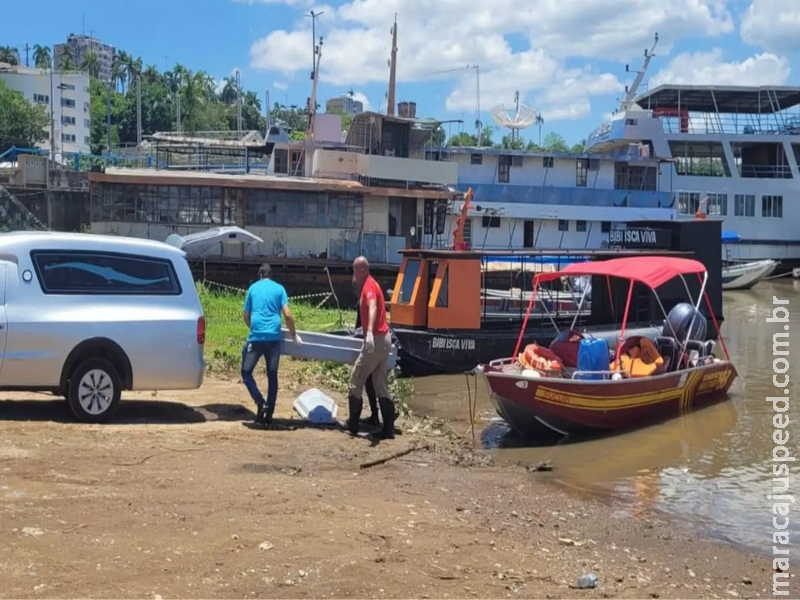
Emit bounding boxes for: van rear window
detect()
[30,250,182,296]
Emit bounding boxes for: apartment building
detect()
[0,64,91,155]
[326,95,364,116]
[54,33,115,82]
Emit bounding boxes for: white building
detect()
[0,64,91,156]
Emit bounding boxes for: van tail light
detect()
[197,316,206,344]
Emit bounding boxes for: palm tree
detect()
[81,50,100,78]
[220,76,239,105]
[112,51,128,92]
[142,64,160,86]
[0,46,19,65]
[244,90,261,112]
[33,44,51,69]
[58,45,76,71]
[124,54,142,91]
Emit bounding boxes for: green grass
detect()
[197,282,413,402]
[198,282,353,372]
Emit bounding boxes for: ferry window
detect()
[558,220,569,232]
[30,250,181,296]
[435,265,449,308]
[678,191,700,215]
[498,155,512,183]
[470,154,482,165]
[542,156,553,168]
[762,195,783,218]
[707,193,727,216]
[482,216,500,228]
[576,220,587,232]
[511,155,523,167]
[734,194,755,217]
[575,159,588,187]
[398,259,421,304]
[601,221,611,233]
[625,118,638,126]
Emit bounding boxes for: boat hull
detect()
[722,259,777,290]
[392,322,663,377]
[482,361,737,437]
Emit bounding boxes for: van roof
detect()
[0,231,187,259]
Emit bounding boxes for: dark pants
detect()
[354,310,377,409]
[241,340,282,417]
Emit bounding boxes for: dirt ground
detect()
[0,368,779,599]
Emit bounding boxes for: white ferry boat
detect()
[422,37,800,274]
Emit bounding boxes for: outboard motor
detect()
[664,302,707,343]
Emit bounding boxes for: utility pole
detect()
[106,80,112,155]
[265,90,270,133]
[136,74,142,165]
[49,66,55,164]
[513,90,519,144]
[235,69,242,134]
[305,10,323,141]
[176,87,181,132]
[24,43,30,67]
[387,14,397,117]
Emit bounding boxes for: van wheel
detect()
[66,358,122,423]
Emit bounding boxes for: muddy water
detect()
[408,280,800,557]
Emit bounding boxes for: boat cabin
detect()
[389,249,613,331]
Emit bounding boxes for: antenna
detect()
[619,32,658,112]
[491,90,537,144]
[387,14,398,116]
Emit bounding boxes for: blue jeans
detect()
[241,340,282,417]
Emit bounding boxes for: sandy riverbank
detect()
[0,370,778,599]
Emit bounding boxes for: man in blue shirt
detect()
[242,263,302,425]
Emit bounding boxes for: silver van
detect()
[0,231,205,423]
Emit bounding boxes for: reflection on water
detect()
[408,281,800,557]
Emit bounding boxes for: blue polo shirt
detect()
[243,279,288,342]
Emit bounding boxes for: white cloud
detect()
[741,0,800,54]
[247,0,735,121]
[650,48,791,87]
[350,91,371,111]
[273,81,288,90]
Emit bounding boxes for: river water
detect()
[407,280,800,558]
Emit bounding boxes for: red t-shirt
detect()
[360,275,389,335]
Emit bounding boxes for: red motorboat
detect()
[477,256,738,438]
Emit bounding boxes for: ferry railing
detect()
[657,113,800,136]
[738,164,793,179]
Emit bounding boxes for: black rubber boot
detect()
[361,396,380,427]
[376,398,395,439]
[346,395,363,436]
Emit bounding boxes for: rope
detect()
[200,279,334,302]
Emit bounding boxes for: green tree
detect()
[58,45,76,71]
[570,140,586,153]
[0,46,18,65]
[543,132,569,152]
[0,79,50,152]
[80,50,100,78]
[33,44,51,69]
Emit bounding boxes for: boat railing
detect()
[656,112,800,136]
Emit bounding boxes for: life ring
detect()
[519,343,564,373]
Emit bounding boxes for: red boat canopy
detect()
[534,256,706,289]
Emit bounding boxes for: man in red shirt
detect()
[345,256,394,439]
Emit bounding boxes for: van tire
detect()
[66,358,122,423]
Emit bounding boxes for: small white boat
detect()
[722,259,778,291]
[793,268,800,279]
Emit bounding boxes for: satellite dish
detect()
[491,95,538,140]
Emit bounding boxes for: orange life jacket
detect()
[520,343,564,373]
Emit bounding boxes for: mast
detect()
[619,32,658,113]
[387,14,398,116]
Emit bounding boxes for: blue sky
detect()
[3,0,799,145]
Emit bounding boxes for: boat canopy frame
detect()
[513,256,731,369]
